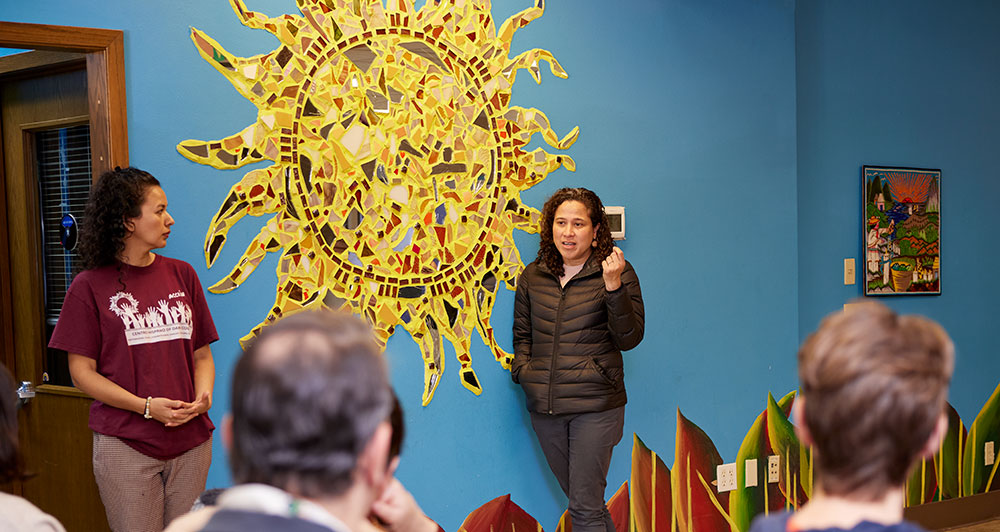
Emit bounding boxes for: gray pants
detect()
[530,406,625,532]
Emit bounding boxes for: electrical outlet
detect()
[767,455,780,483]
[986,441,995,466]
[745,458,758,487]
[717,462,737,492]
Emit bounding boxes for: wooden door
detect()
[0,55,112,532]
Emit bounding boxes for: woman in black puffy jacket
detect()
[511,187,644,532]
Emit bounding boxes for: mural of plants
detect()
[458,381,1000,532]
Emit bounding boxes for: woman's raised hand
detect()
[601,246,625,291]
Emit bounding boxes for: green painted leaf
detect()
[730,390,797,531]
[905,456,937,506]
[728,403,766,532]
[765,392,809,508]
[934,403,965,500]
[962,382,1000,495]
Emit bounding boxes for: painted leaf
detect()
[608,481,630,532]
[765,392,809,509]
[962,381,1000,495]
[935,402,966,500]
[554,482,629,532]
[555,510,571,532]
[728,405,766,532]
[459,494,542,532]
[630,434,671,532]
[729,391,796,531]
[762,391,796,513]
[672,408,730,532]
[905,456,937,506]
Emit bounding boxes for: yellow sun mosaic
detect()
[178,0,578,404]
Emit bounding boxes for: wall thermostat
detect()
[604,206,625,241]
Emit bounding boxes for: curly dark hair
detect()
[78,167,160,270]
[538,187,614,277]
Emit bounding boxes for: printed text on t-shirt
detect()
[108,291,193,346]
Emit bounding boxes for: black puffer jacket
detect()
[511,255,644,415]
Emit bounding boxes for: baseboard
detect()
[904,491,1000,530]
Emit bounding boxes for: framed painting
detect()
[863,165,941,295]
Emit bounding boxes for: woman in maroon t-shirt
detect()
[49,167,218,532]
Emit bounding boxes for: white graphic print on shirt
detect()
[108,292,193,346]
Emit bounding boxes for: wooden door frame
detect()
[0,21,129,374]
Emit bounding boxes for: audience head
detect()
[228,311,393,499]
[796,301,954,499]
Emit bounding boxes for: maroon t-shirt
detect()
[49,255,217,459]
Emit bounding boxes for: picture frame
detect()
[863,165,941,295]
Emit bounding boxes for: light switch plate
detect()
[844,258,856,285]
[767,455,780,483]
[745,458,758,487]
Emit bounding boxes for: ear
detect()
[123,217,136,233]
[358,421,393,490]
[919,413,948,459]
[792,395,814,446]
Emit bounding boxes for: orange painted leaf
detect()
[556,482,632,532]
[555,482,629,532]
[555,510,571,532]
[608,481,630,532]
[630,434,671,532]
[672,408,729,532]
[459,494,542,532]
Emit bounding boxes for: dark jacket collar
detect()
[536,252,603,280]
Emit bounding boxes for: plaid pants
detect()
[92,433,211,532]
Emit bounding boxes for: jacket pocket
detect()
[588,357,616,386]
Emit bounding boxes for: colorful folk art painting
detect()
[177,0,578,404]
[863,166,941,295]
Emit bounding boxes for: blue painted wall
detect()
[795,0,1000,427]
[8,0,997,530]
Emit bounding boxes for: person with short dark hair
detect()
[0,364,66,531]
[49,167,217,532]
[750,301,954,532]
[512,187,645,532]
[195,311,437,532]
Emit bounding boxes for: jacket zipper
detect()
[548,285,566,415]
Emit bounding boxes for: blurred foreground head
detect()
[797,301,953,499]
[228,311,392,498]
